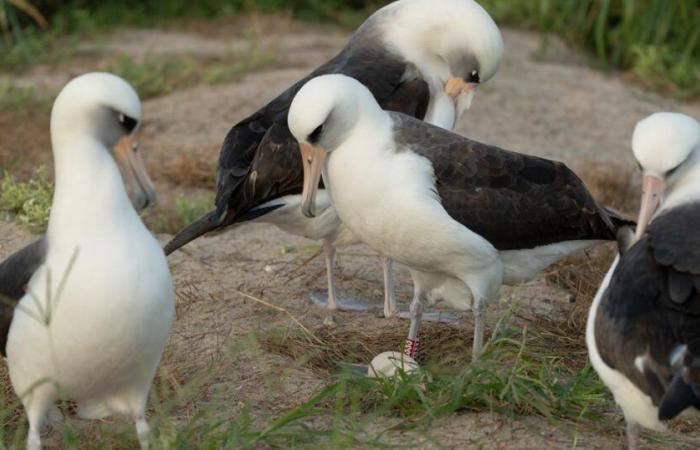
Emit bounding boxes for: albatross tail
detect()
[164,210,221,255]
[163,204,284,255]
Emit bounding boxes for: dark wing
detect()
[382,78,430,121]
[391,113,620,250]
[214,111,272,221]
[595,203,700,419]
[165,27,431,253]
[0,237,46,356]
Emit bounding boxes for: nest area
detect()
[260,162,638,376]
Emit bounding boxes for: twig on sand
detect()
[280,247,323,282]
[234,289,324,345]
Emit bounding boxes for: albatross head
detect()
[378,0,503,118]
[51,72,156,210]
[289,75,381,218]
[632,112,700,238]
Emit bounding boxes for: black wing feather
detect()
[0,237,46,355]
[391,113,620,250]
[166,24,430,252]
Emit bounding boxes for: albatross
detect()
[288,74,631,360]
[0,73,173,450]
[587,112,700,450]
[164,0,503,317]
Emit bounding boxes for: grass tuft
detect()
[146,194,213,234]
[258,319,614,445]
[0,81,51,113]
[0,165,53,231]
[480,0,700,98]
[263,317,609,410]
[104,48,276,100]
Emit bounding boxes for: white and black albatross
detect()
[587,112,700,450]
[288,74,632,360]
[0,73,173,450]
[163,0,503,317]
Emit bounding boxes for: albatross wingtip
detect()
[164,210,221,255]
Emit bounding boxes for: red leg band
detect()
[404,338,419,359]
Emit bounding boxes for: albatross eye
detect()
[308,124,323,144]
[465,70,480,84]
[118,113,139,133]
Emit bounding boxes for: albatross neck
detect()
[48,136,139,240]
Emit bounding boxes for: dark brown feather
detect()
[166,21,430,252]
[390,113,620,250]
[0,237,46,356]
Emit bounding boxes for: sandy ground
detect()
[2,15,700,449]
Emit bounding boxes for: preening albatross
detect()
[288,74,631,360]
[164,0,503,317]
[587,112,700,450]
[0,73,173,450]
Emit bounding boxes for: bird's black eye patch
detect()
[308,124,323,144]
[118,113,139,133]
[465,70,480,84]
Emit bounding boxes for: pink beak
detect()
[635,174,665,239]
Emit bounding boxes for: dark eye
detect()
[308,124,323,144]
[118,113,138,133]
[465,70,480,84]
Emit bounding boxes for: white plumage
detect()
[6,73,173,450]
[288,74,622,361]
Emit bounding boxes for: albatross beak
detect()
[635,174,665,239]
[114,133,157,211]
[300,142,326,218]
[444,77,477,102]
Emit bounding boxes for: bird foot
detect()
[394,310,460,324]
[308,292,383,311]
[322,315,337,327]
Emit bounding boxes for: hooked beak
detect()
[635,174,665,239]
[444,77,478,102]
[300,142,327,218]
[114,133,157,211]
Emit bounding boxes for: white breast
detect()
[327,140,498,275]
[6,219,173,406]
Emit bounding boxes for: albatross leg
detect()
[308,240,384,313]
[135,415,151,450]
[323,240,339,311]
[23,389,55,450]
[626,421,640,450]
[472,295,486,360]
[404,293,424,359]
[383,257,398,318]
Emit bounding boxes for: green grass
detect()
[0,81,51,113]
[174,195,213,228]
[0,166,53,231]
[105,49,276,100]
[263,324,612,432]
[0,0,378,72]
[81,326,616,448]
[3,1,697,96]
[146,194,214,234]
[481,0,700,98]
